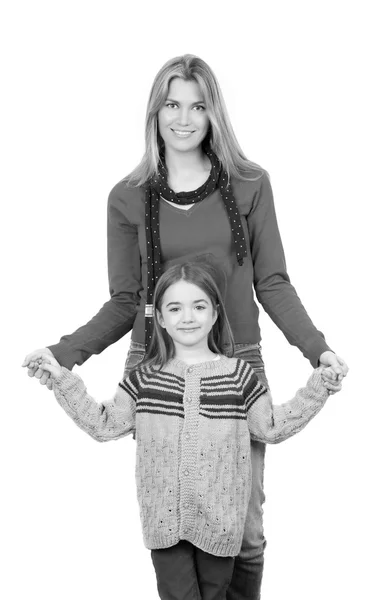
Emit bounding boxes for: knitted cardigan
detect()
[53,356,329,557]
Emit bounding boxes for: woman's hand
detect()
[23,352,62,381]
[319,351,349,394]
[22,348,55,389]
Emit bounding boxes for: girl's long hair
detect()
[135,262,234,372]
[125,54,263,186]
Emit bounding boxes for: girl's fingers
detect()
[39,371,50,385]
[323,381,342,393]
[40,362,60,379]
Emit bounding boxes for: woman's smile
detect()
[171,129,195,138]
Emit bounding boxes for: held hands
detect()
[22,348,61,386]
[319,351,349,395]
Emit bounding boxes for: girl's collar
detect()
[168,354,225,371]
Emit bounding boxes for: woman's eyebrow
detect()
[165,97,205,106]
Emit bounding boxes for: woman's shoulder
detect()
[231,164,270,191]
[109,177,146,204]
[107,177,146,218]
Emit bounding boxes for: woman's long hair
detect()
[135,262,234,371]
[125,54,262,186]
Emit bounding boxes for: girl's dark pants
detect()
[151,540,234,600]
[124,342,268,600]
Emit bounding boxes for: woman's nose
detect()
[177,108,190,127]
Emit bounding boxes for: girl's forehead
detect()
[162,280,211,302]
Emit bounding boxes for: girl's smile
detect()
[157,280,218,354]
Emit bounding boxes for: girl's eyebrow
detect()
[165,299,209,307]
[165,97,205,106]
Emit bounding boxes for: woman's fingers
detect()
[335,355,349,377]
[22,348,53,368]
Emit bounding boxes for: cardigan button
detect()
[187,367,193,374]
[184,469,189,476]
[185,433,191,440]
[186,397,192,403]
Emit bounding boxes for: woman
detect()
[24,54,348,600]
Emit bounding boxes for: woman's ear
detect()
[157,309,165,328]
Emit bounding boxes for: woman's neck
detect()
[165,147,211,193]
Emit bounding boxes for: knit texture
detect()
[53,356,328,557]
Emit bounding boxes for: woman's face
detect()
[158,78,210,154]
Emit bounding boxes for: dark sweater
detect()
[49,169,330,369]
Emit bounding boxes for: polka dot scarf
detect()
[144,150,248,349]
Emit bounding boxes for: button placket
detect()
[179,366,201,536]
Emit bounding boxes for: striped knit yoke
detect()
[52,356,329,557]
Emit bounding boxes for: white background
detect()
[2,0,384,598]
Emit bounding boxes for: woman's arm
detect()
[47,184,143,370]
[245,366,329,444]
[247,171,331,368]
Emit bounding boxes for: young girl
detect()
[26,263,334,600]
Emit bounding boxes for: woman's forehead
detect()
[167,78,204,103]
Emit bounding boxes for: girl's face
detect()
[157,280,217,351]
[158,78,210,154]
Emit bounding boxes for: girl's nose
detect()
[182,310,194,323]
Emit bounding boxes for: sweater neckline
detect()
[168,355,226,371]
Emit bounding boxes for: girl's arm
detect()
[244,364,329,444]
[37,354,137,442]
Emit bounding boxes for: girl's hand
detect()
[321,366,343,395]
[22,348,55,389]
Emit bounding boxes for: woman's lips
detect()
[171,129,195,138]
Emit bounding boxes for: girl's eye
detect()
[169,307,180,312]
[195,305,206,311]
[166,103,178,109]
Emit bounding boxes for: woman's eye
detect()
[166,103,177,109]
[193,105,205,111]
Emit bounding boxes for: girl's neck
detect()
[173,343,219,366]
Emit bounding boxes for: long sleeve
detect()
[52,368,138,442]
[247,171,331,367]
[48,184,143,370]
[245,366,329,444]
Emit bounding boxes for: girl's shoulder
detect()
[216,355,256,376]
